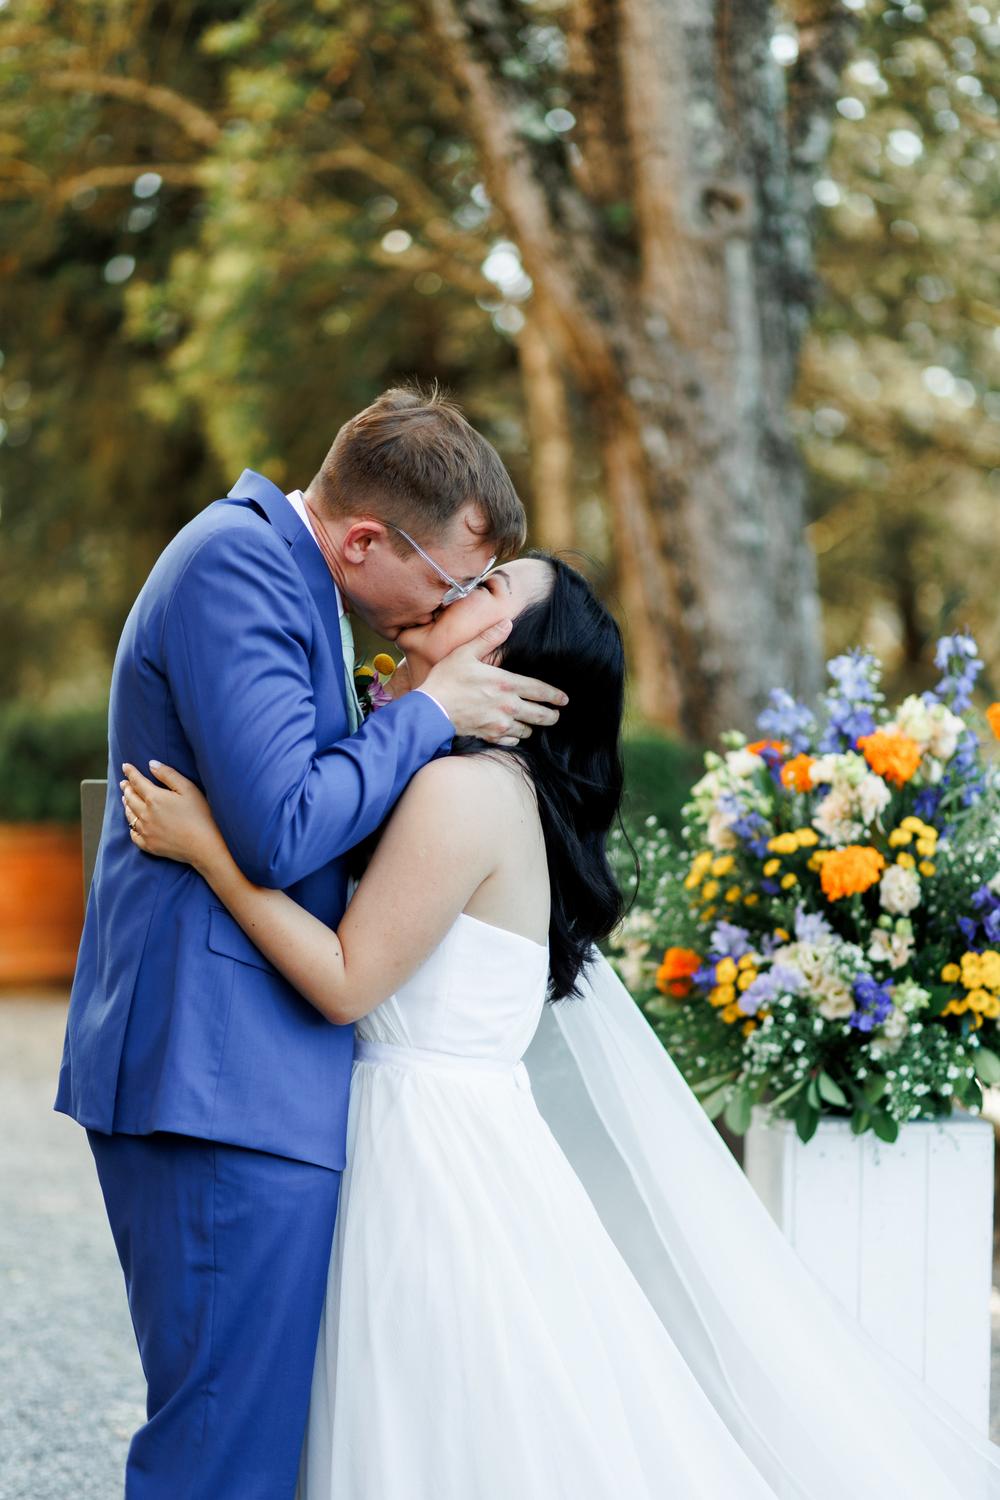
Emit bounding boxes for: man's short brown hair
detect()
[309,384,526,560]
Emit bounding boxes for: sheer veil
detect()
[524,949,1000,1499]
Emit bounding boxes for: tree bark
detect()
[517,314,576,554]
[425,0,850,740]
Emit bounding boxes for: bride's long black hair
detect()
[452,554,627,1000]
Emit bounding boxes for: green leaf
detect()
[817,1070,848,1107]
[806,1076,821,1110]
[724,1087,753,1135]
[795,1101,820,1144]
[871,1110,899,1144]
[862,1074,888,1105]
[850,1110,871,1135]
[700,1085,732,1120]
[975,1046,1000,1085]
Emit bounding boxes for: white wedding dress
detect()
[296,911,1000,1500]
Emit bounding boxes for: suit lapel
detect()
[226,469,348,701]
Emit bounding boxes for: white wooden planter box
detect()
[744,1106,995,1431]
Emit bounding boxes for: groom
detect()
[55,385,565,1498]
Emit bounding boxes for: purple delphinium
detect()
[730,809,771,859]
[849,974,894,1032]
[757,690,815,755]
[959,884,1000,953]
[709,921,753,961]
[819,649,882,753]
[738,964,803,1016]
[934,632,983,714]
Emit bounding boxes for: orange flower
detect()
[820,845,886,902]
[781,753,815,793]
[856,729,922,787]
[747,739,788,758]
[987,703,1000,741]
[656,947,701,998]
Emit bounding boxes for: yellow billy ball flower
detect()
[888,829,912,848]
[916,838,936,858]
[763,858,781,878]
[701,880,720,902]
[941,963,961,983]
[715,958,738,985]
[372,652,396,678]
[768,833,800,855]
[711,855,735,877]
[901,816,927,834]
[895,852,916,871]
[780,873,798,890]
[918,861,936,877]
[795,828,819,848]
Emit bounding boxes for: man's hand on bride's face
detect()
[420,619,567,745]
[120,761,226,871]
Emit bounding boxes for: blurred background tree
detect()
[1,0,998,758]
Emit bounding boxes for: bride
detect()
[121,554,1000,1499]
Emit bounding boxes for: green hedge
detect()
[0,703,109,823]
[621,730,702,836]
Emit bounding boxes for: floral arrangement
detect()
[609,634,1000,1144]
[354,653,398,718]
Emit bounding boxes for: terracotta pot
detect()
[0,823,84,988]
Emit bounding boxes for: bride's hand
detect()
[121,761,227,872]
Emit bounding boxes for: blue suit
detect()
[56,470,453,1497]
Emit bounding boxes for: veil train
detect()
[525,950,1000,1499]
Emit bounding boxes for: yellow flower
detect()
[941,963,961,983]
[763,858,781,878]
[889,829,913,848]
[918,861,936,878]
[967,988,993,1013]
[901,816,929,834]
[372,652,397,678]
[768,833,800,855]
[774,928,790,943]
[780,873,798,890]
[721,1003,743,1024]
[715,958,738,985]
[985,996,1000,1019]
[701,880,720,902]
[743,893,760,907]
[916,837,937,858]
[987,703,1000,742]
[688,852,713,885]
[701,905,718,921]
[737,969,758,991]
[711,855,735,877]
[737,953,757,971]
[795,828,820,848]
[895,852,916,871]
[725,885,742,903]
[741,1019,757,1037]
[710,984,737,1007]
[684,874,701,891]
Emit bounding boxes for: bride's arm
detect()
[121,758,502,1024]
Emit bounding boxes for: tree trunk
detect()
[426,0,856,740]
[517,314,577,554]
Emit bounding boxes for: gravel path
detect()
[4,996,1000,1498]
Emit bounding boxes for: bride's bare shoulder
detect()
[405,751,535,824]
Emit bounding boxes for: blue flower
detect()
[793,906,834,945]
[757,690,815,755]
[819,648,882,752]
[738,964,803,1016]
[709,921,753,961]
[849,973,894,1032]
[934,632,983,714]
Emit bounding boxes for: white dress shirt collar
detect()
[286,489,344,618]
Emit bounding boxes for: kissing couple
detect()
[59,386,1000,1497]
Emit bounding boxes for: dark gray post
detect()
[81,780,107,900]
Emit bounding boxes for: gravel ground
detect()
[4,996,1000,1499]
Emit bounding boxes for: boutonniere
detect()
[354,653,397,718]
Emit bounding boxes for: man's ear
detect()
[341,520,386,565]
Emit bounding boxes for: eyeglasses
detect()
[385,522,496,607]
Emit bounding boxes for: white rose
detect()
[893,696,932,745]
[726,749,765,778]
[879,864,921,916]
[857,773,891,826]
[812,789,859,846]
[926,706,965,762]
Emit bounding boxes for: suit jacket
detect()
[55,469,453,1168]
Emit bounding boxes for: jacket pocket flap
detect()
[207,905,277,974]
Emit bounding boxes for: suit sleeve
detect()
[162,524,453,888]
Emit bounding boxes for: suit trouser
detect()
[88,1129,342,1500]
